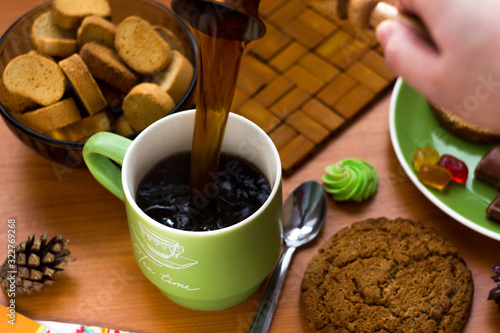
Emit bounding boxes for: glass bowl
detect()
[0,0,197,168]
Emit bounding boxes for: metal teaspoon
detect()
[249,180,327,333]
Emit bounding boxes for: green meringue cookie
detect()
[322,158,379,202]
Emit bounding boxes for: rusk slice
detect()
[114,115,135,136]
[59,54,107,115]
[20,98,82,133]
[123,83,175,131]
[46,111,111,141]
[77,15,116,50]
[115,16,172,75]
[0,78,38,113]
[154,25,186,55]
[52,0,111,29]
[98,82,125,114]
[27,50,55,61]
[348,0,380,29]
[149,50,194,104]
[3,53,66,106]
[31,11,77,58]
[79,42,139,93]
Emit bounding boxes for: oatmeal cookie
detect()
[300,217,473,333]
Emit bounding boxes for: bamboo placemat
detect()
[232,0,396,175]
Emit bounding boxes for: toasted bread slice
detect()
[3,53,66,106]
[115,16,172,75]
[154,25,186,55]
[59,54,107,115]
[123,83,175,131]
[113,115,135,136]
[20,98,82,133]
[27,50,55,61]
[0,78,38,114]
[52,0,111,29]
[31,11,77,58]
[431,104,500,143]
[46,111,111,141]
[348,0,380,29]
[98,81,125,112]
[149,50,194,104]
[79,42,139,93]
[77,15,116,50]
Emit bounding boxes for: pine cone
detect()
[0,233,74,296]
[488,264,500,312]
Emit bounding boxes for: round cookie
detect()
[300,217,473,333]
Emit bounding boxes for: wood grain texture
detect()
[233,0,396,174]
[1,1,500,333]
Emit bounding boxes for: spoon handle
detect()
[249,246,296,333]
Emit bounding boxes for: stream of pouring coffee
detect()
[190,27,247,208]
[186,4,255,209]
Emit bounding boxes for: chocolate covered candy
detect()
[487,194,500,223]
[475,147,500,189]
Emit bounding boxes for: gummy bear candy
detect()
[417,164,452,190]
[412,147,440,172]
[438,154,468,184]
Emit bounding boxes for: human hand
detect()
[376,0,500,133]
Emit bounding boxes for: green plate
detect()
[389,78,500,240]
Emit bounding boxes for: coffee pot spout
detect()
[171,0,266,41]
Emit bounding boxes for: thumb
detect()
[376,19,440,97]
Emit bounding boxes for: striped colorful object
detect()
[0,306,133,333]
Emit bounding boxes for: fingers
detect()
[376,19,440,98]
[397,0,451,25]
[370,2,431,43]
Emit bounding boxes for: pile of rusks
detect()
[0,0,194,142]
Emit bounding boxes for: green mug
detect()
[83,110,283,310]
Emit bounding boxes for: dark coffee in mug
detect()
[135,151,271,231]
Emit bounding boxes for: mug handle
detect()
[83,132,132,201]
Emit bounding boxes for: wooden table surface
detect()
[2,1,500,332]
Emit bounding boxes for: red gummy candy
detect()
[438,154,468,184]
